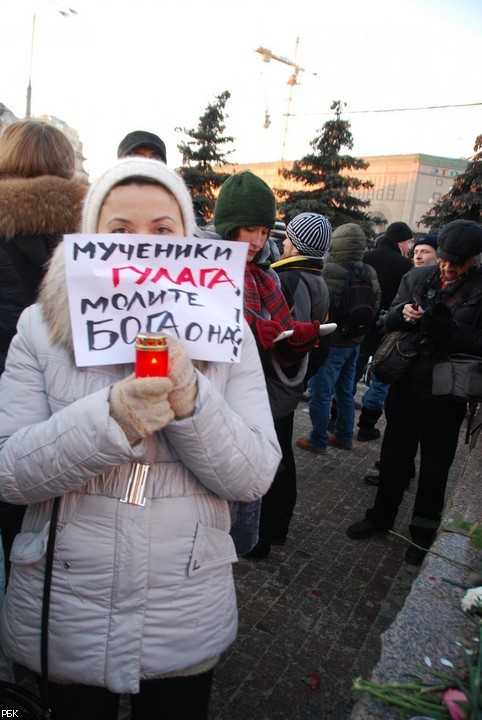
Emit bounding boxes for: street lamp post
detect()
[25,6,77,119]
[26,13,36,118]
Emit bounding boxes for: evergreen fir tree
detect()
[277,101,380,237]
[176,91,234,224]
[420,134,482,231]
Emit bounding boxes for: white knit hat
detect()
[81,157,197,236]
[286,212,332,257]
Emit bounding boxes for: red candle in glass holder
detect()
[135,332,169,377]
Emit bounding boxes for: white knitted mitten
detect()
[109,374,174,444]
[166,336,198,419]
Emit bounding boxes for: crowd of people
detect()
[0,120,481,718]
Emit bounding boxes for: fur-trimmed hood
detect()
[0,174,87,241]
[38,243,73,355]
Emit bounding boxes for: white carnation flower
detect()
[461,586,482,613]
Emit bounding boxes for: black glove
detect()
[421,302,456,346]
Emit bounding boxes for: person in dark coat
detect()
[355,221,414,440]
[364,221,414,310]
[213,172,321,559]
[0,120,86,375]
[0,119,86,573]
[270,212,334,540]
[296,223,380,454]
[347,220,482,565]
[272,212,332,329]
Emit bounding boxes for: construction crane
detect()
[255,39,316,173]
[255,44,308,87]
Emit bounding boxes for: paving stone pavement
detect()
[13,386,470,720]
[209,387,469,720]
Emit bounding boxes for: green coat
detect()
[322,223,381,346]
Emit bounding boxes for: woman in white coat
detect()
[0,158,281,720]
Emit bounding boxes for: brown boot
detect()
[327,434,352,451]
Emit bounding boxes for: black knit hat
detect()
[412,233,438,252]
[213,171,276,239]
[384,221,413,244]
[437,220,482,264]
[117,131,167,163]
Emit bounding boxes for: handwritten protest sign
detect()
[64,234,248,366]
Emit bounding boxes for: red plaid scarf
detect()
[244,263,293,330]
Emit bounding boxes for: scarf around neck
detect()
[244,263,293,330]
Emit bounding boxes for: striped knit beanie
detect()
[270,218,287,242]
[286,213,332,257]
[213,171,276,240]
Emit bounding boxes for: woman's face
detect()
[234,226,270,262]
[97,183,185,236]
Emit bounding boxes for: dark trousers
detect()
[366,384,466,546]
[45,669,214,720]
[353,345,371,392]
[257,411,297,548]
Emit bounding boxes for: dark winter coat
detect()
[271,256,331,324]
[385,264,482,398]
[272,254,333,381]
[0,174,86,373]
[363,237,413,311]
[362,236,414,354]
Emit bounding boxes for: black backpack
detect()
[334,262,375,338]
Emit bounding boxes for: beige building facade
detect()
[230,153,468,232]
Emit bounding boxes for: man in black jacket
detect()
[347,220,482,565]
[364,221,414,309]
[356,221,414,440]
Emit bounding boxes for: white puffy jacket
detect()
[0,252,280,693]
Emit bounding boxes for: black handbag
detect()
[0,497,60,719]
[432,354,482,445]
[370,330,420,384]
[371,282,473,387]
[432,353,482,404]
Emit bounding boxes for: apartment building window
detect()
[386,176,396,200]
[376,175,386,200]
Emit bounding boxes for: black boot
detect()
[357,406,382,441]
[363,473,411,491]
